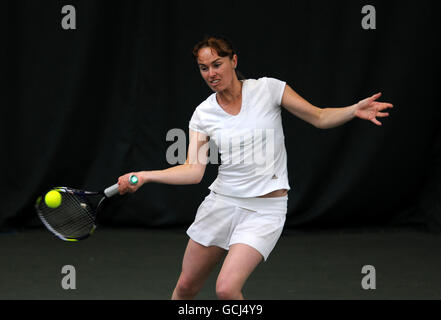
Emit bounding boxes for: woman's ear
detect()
[232,54,238,69]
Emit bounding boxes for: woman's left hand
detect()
[354,92,393,126]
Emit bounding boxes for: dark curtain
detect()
[2,0,440,231]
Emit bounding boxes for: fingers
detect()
[118,183,134,195]
[371,92,382,101]
[117,176,127,195]
[378,102,393,109]
[360,92,393,126]
[359,93,386,107]
[118,173,138,195]
[370,116,382,126]
[371,93,394,109]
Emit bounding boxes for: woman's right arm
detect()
[118,129,209,194]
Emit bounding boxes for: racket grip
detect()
[104,183,120,198]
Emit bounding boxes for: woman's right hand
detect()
[117,172,145,195]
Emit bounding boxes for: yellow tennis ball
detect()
[45,190,62,208]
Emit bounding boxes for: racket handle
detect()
[104,183,120,198]
[104,175,138,198]
[129,174,139,185]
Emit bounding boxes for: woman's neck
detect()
[217,78,243,106]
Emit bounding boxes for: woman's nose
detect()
[208,67,216,77]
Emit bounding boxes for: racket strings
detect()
[37,191,96,239]
[43,205,93,237]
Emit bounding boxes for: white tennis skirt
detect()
[186,191,288,261]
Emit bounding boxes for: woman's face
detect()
[197,47,237,92]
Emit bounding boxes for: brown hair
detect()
[192,35,245,80]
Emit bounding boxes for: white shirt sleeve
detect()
[265,77,286,107]
[189,109,207,135]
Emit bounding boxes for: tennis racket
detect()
[35,174,139,241]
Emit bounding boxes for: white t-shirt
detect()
[189,77,291,197]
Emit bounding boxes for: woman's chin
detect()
[211,83,225,92]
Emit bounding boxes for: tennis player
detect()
[117,36,393,300]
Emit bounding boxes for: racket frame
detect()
[37,175,136,241]
[36,186,109,242]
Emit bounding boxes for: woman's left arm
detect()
[281,85,393,129]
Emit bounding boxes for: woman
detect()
[117,36,393,300]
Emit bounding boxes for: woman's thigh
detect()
[216,243,263,293]
[178,239,227,286]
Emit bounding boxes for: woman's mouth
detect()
[210,79,221,86]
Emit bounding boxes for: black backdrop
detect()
[3,0,441,231]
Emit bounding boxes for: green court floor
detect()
[1,227,440,300]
